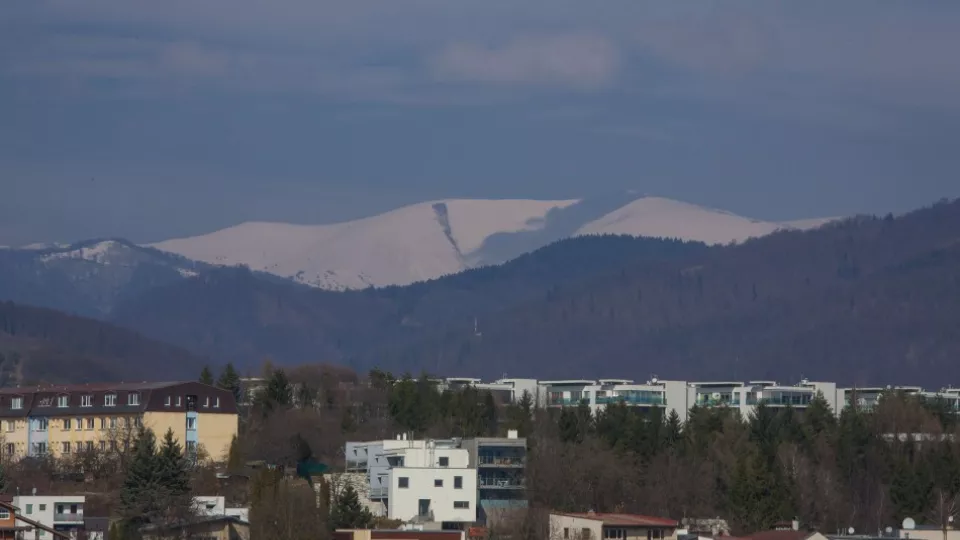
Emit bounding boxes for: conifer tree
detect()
[330,484,374,530]
[199,366,214,385]
[157,428,192,510]
[119,427,160,535]
[216,363,243,404]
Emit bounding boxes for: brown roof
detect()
[560,512,679,528]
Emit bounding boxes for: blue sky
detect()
[2,1,959,245]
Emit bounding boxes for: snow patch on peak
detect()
[39,240,130,264]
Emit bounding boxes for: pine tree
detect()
[156,428,192,514]
[483,391,499,436]
[216,363,243,405]
[119,427,161,534]
[265,368,293,409]
[330,484,374,530]
[664,409,683,450]
[199,365,214,385]
[0,463,6,493]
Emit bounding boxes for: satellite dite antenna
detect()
[902,517,916,539]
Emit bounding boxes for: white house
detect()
[12,494,85,539]
[346,435,478,524]
[193,495,249,523]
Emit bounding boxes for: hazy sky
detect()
[3,1,959,246]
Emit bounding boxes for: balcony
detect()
[595,394,665,406]
[345,459,367,471]
[547,397,587,407]
[369,487,388,499]
[479,477,525,489]
[54,513,84,523]
[478,455,525,468]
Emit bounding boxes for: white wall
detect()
[13,495,85,535]
[387,467,477,523]
[549,514,602,540]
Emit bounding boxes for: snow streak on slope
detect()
[150,199,576,290]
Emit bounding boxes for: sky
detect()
[2,1,960,246]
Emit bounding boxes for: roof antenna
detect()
[474,317,482,338]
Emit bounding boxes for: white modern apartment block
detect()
[435,378,540,406]
[346,435,477,524]
[12,494,85,539]
[193,495,249,523]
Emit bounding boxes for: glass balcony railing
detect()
[479,477,525,489]
[547,397,587,407]
[478,455,525,467]
[595,395,665,406]
[54,513,83,523]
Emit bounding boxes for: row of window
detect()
[8,393,221,410]
[12,439,199,456]
[5,416,144,433]
[398,476,464,489]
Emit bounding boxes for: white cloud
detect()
[429,35,620,90]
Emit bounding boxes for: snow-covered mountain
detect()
[150,195,836,290]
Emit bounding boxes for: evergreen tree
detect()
[119,427,161,535]
[156,428,192,510]
[216,363,243,405]
[483,391,499,436]
[0,463,6,494]
[803,392,837,441]
[199,365,214,385]
[664,409,683,450]
[258,368,293,411]
[330,484,374,530]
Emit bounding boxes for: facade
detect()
[194,496,250,523]
[0,498,70,540]
[0,382,238,462]
[12,495,85,538]
[333,530,466,540]
[348,436,478,524]
[550,512,679,540]
[460,433,527,523]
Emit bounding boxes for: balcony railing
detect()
[479,477,525,489]
[478,455,525,467]
[345,459,367,471]
[54,513,84,523]
[369,487,388,499]
[595,395,665,406]
[547,397,587,407]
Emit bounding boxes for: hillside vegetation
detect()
[0,301,206,384]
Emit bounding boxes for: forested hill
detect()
[108,235,706,367]
[0,301,206,384]
[100,198,960,385]
[368,199,960,385]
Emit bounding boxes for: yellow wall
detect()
[1,419,29,459]
[46,414,140,457]
[196,413,239,461]
[143,412,187,445]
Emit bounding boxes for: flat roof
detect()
[539,380,596,386]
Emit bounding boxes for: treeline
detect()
[226,364,960,538]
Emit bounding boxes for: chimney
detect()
[792,520,800,531]
[507,429,518,439]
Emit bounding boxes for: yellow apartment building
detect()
[0,381,238,462]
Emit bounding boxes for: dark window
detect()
[398,477,409,488]
[434,479,443,487]
[454,501,470,509]
[454,476,463,489]
[439,456,449,467]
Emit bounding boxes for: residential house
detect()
[11,495,84,539]
[550,511,679,540]
[333,530,466,540]
[0,382,238,462]
[140,515,249,540]
[0,498,71,540]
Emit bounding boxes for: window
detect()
[454,476,463,489]
[62,418,71,430]
[604,529,626,539]
[81,394,92,407]
[57,395,69,408]
[86,418,94,430]
[128,393,140,406]
[75,442,83,453]
[104,393,116,407]
[439,456,449,467]
[99,441,106,452]
[0,508,9,520]
[61,442,71,454]
[398,477,409,489]
[33,442,46,455]
[37,418,48,431]
[204,397,210,408]
[186,417,197,430]
[109,440,117,451]
[134,416,143,428]
[648,531,663,540]
[214,397,220,408]
[5,420,14,433]
[434,479,443,487]
[454,501,470,509]
[186,441,197,453]
[4,443,13,456]
[99,417,106,430]
[165,395,171,406]
[564,528,570,539]
[176,396,182,407]
[85,441,93,452]
[75,418,82,431]
[583,529,592,539]
[39,504,46,512]
[109,417,117,428]
[11,397,22,410]
[25,504,32,515]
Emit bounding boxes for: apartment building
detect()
[461,433,527,524]
[11,494,85,539]
[0,382,238,462]
[347,435,478,525]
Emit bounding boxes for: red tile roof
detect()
[561,512,679,528]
